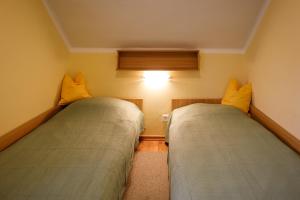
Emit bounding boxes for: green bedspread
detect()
[167,103,300,200]
[0,97,144,200]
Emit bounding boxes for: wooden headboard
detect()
[171,98,300,154]
[0,98,143,151]
[172,98,221,110]
[123,99,143,111]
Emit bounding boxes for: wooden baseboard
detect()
[0,106,63,151]
[250,105,300,154]
[139,135,165,141]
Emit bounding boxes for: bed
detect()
[167,100,300,200]
[0,97,144,200]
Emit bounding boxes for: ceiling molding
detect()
[70,47,244,54]
[242,0,271,53]
[200,48,244,54]
[71,48,118,53]
[43,0,269,55]
[42,0,72,50]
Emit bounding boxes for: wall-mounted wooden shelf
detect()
[117,50,199,70]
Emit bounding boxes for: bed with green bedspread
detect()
[167,103,300,200]
[0,97,144,200]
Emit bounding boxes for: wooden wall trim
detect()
[250,105,300,154]
[172,98,221,110]
[0,106,62,151]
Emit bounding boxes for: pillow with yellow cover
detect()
[221,79,252,113]
[59,73,91,105]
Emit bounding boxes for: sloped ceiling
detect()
[44,0,269,52]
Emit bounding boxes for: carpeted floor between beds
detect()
[123,152,169,200]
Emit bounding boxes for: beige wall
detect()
[68,53,247,135]
[0,0,69,136]
[245,0,300,139]
[5,0,297,139]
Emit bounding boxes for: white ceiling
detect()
[44,0,269,52]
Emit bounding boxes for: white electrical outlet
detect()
[161,114,169,122]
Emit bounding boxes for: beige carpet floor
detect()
[123,152,169,200]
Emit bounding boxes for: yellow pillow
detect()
[221,79,252,113]
[58,73,91,105]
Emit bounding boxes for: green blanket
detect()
[0,97,144,200]
[167,103,300,200]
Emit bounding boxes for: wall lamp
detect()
[143,71,170,89]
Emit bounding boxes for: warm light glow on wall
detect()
[143,71,170,89]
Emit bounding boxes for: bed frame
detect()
[171,98,300,154]
[0,98,143,151]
